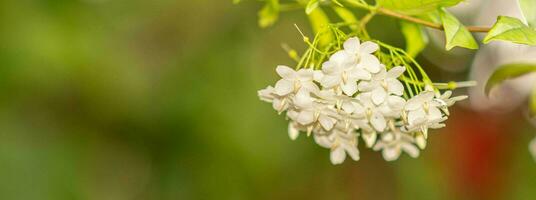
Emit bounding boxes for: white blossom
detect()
[373,130,420,161]
[320,51,370,96]
[343,37,381,74]
[257,36,467,164]
[358,65,406,105]
[274,65,318,96]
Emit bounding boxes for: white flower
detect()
[404,91,445,137]
[356,92,405,132]
[361,131,377,148]
[358,65,406,105]
[435,90,468,115]
[257,86,290,112]
[274,65,318,96]
[320,51,371,96]
[258,35,469,164]
[289,91,339,131]
[314,127,360,165]
[373,130,420,161]
[343,37,381,74]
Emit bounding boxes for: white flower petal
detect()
[386,66,406,78]
[330,51,350,65]
[319,115,336,130]
[359,54,380,73]
[297,69,314,80]
[294,90,313,108]
[428,106,443,121]
[371,87,387,105]
[387,79,404,96]
[357,81,375,91]
[276,65,296,79]
[387,96,406,110]
[288,123,299,140]
[258,86,274,102]
[349,68,371,80]
[415,133,427,149]
[297,111,314,125]
[360,41,379,54]
[301,82,319,93]
[362,132,377,148]
[321,75,341,88]
[408,109,426,125]
[343,37,360,53]
[314,135,332,148]
[274,79,294,96]
[341,101,355,113]
[382,147,401,161]
[321,61,338,74]
[330,146,346,165]
[343,144,360,161]
[370,111,386,132]
[313,70,324,82]
[341,81,358,96]
[401,143,420,158]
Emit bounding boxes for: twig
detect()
[344,1,491,33]
[376,8,491,33]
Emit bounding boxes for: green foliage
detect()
[519,0,536,27]
[258,0,279,28]
[483,16,536,45]
[485,63,536,95]
[376,0,463,15]
[306,0,319,14]
[400,21,428,57]
[438,9,478,50]
[307,7,333,47]
[332,6,359,31]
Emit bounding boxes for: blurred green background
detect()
[0,0,535,199]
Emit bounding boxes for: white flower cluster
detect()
[258,37,467,164]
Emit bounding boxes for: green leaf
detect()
[485,63,536,96]
[376,0,463,15]
[306,0,319,14]
[233,0,241,4]
[438,9,478,50]
[307,7,333,47]
[483,16,536,45]
[258,0,279,28]
[332,6,359,31]
[400,21,429,57]
[519,0,536,27]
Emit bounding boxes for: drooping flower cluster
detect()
[258,37,467,164]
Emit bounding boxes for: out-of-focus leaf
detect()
[258,0,280,28]
[307,7,334,47]
[483,16,536,45]
[439,9,478,50]
[530,86,536,117]
[376,0,463,15]
[332,0,344,7]
[233,0,241,4]
[400,21,429,57]
[332,6,359,31]
[485,63,536,96]
[519,0,536,27]
[306,0,319,14]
